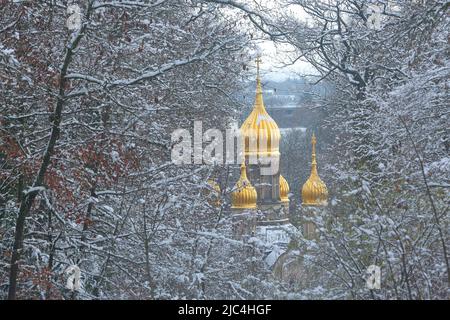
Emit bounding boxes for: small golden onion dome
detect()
[207,179,221,207]
[302,134,328,206]
[231,163,257,209]
[280,175,290,202]
[241,57,281,157]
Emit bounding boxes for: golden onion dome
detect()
[279,175,290,203]
[302,134,328,206]
[240,57,281,157]
[231,163,257,209]
[206,179,221,207]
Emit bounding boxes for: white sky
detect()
[247,1,317,81]
[256,40,317,81]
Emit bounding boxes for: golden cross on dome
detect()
[255,56,262,79]
[311,133,317,164]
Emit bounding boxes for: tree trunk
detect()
[7,15,88,298]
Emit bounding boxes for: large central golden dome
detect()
[241,60,280,157]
